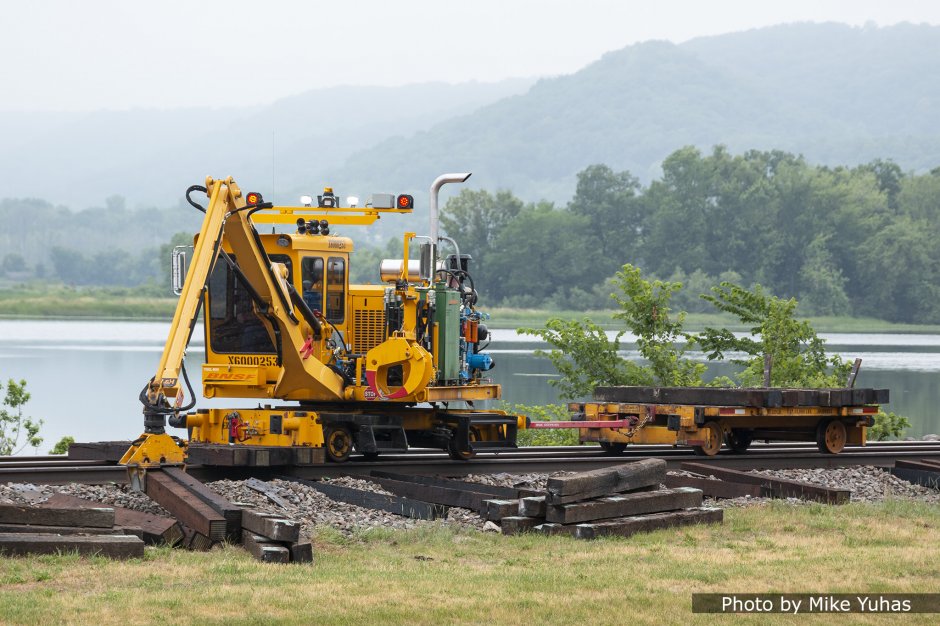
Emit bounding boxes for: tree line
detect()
[440,146,940,324]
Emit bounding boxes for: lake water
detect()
[0,320,937,451]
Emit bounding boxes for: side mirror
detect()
[171,246,188,295]
[419,243,435,282]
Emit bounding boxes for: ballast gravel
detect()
[750,466,940,504]
[1,466,937,537]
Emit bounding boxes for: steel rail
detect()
[0,465,129,485]
[2,441,939,484]
[278,448,940,479]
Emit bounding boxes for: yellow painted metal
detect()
[120,433,187,467]
[426,383,501,402]
[348,287,386,355]
[187,406,516,448]
[401,232,416,282]
[151,177,234,403]
[363,336,434,401]
[251,204,413,227]
[187,408,324,447]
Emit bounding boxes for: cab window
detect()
[326,257,345,323]
[207,254,291,354]
[301,257,324,312]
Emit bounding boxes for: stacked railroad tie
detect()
[144,468,311,563]
[240,508,312,564]
[0,501,145,559]
[0,469,311,563]
[485,459,723,539]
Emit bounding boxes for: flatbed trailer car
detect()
[530,386,888,456]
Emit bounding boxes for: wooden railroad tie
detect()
[891,460,940,490]
[369,471,541,499]
[0,502,115,528]
[163,466,243,540]
[145,471,228,541]
[573,508,724,540]
[39,493,184,547]
[663,474,763,499]
[592,385,888,408]
[365,476,500,514]
[680,462,850,504]
[545,458,666,504]
[279,475,447,521]
[0,533,145,559]
[546,487,703,525]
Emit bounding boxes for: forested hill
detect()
[0,79,534,209]
[327,21,940,211]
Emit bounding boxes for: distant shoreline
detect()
[2,297,940,334]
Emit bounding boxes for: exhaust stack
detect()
[429,172,471,245]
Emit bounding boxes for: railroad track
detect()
[1,441,939,485]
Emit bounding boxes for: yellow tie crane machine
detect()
[121,173,523,469]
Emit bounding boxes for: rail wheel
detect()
[725,429,753,454]
[447,428,478,461]
[325,426,353,463]
[692,421,723,456]
[816,419,846,454]
[599,441,627,455]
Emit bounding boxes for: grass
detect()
[0,501,937,625]
[0,284,176,320]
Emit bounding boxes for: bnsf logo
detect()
[227,355,277,366]
[207,373,254,380]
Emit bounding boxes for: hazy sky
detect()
[4,0,939,112]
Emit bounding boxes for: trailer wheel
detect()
[325,426,353,463]
[816,419,846,454]
[726,429,753,454]
[692,422,723,456]
[599,441,627,455]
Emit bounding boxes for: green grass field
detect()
[1,500,937,625]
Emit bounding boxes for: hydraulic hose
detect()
[186,185,207,213]
[139,361,197,415]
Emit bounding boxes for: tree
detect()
[521,264,704,398]
[567,164,642,276]
[49,436,75,455]
[797,235,851,316]
[869,412,911,441]
[1,253,26,274]
[853,218,940,323]
[439,189,524,296]
[611,265,705,386]
[859,159,902,209]
[696,282,852,387]
[519,318,651,399]
[486,202,593,304]
[0,379,43,456]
